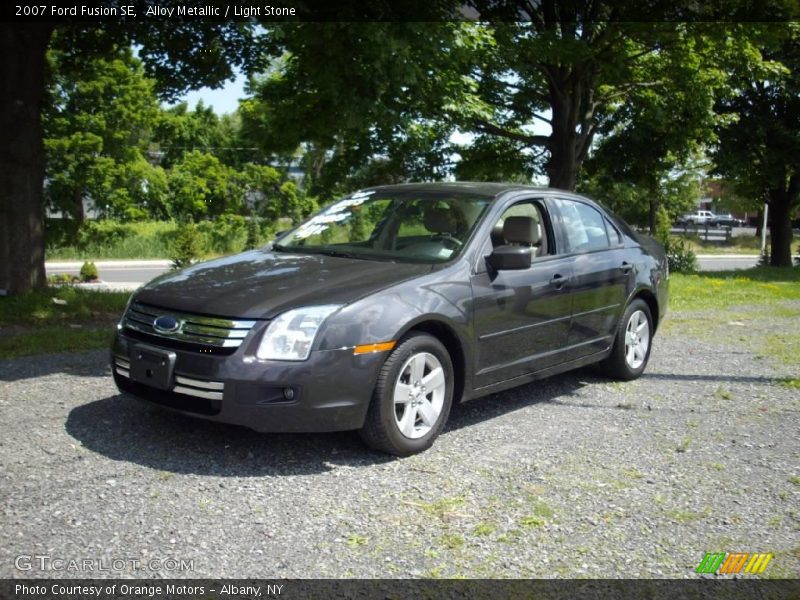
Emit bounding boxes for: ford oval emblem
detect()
[153,315,181,333]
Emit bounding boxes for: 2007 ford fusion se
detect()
[112,183,668,455]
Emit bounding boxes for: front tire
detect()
[359,333,454,456]
[602,299,653,381]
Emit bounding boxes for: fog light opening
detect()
[282,387,295,401]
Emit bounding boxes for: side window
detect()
[605,218,622,245]
[553,198,610,253]
[491,201,548,256]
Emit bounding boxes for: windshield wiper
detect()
[315,249,369,260]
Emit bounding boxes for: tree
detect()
[579,22,732,232]
[580,167,701,232]
[44,45,159,222]
[167,150,239,220]
[239,21,467,196]
[244,7,760,200]
[1,19,260,294]
[712,23,800,266]
[154,101,252,169]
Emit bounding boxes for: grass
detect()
[667,267,800,370]
[345,533,369,549]
[0,327,116,360]
[45,218,282,260]
[0,287,131,359]
[406,495,467,521]
[669,267,800,312]
[0,286,130,325]
[679,234,766,256]
[664,507,712,523]
[519,516,546,528]
[47,220,178,260]
[676,436,692,453]
[715,386,734,401]
[762,333,800,366]
[777,378,800,389]
[439,534,465,550]
[473,522,496,536]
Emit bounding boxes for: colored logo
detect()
[153,315,181,334]
[696,552,773,575]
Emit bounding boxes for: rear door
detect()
[547,196,630,361]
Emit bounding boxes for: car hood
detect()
[133,248,433,319]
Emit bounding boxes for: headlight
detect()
[256,305,341,361]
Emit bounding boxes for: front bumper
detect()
[111,330,385,433]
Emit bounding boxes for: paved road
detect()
[46,254,772,292]
[695,254,761,271]
[46,260,171,291]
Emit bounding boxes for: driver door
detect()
[470,199,574,389]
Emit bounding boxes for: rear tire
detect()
[602,299,653,381]
[359,333,454,456]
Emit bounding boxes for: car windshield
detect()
[273,189,493,263]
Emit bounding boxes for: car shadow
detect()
[62,362,786,477]
[65,371,593,477]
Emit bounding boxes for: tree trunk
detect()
[754,207,763,239]
[0,24,54,295]
[546,83,579,191]
[648,196,658,235]
[73,187,85,223]
[768,186,796,267]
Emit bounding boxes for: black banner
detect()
[4,0,800,23]
[2,579,800,600]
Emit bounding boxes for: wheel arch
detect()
[632,288,659,332]
[397,318,468,404]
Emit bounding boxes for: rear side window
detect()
[605,218,622,245]
[552,198,610,253]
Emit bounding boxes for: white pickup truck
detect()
[679,210,715,225]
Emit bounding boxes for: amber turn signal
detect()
[353,341,396,355]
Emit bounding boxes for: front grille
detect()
[114,355,224,401]
[122,301,257,353]
[114,355,224,414]
[116,376,222,415]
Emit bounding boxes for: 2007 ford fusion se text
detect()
[111,183,668,455]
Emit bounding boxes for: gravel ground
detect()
[1,305,798,580]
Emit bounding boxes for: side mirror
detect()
[487,245,532,270]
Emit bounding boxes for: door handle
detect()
[550,273,568,289]
[620,262,633,273]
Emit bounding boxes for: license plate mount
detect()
[130,345,176,391]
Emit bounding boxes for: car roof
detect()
[359,181,568,198]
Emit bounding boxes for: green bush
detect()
[79,261,99,282]
[196,214,247,254]
[47,273,79,285]
[77,221,131,249]
[47,220,177,260]
[44,218,81,250]
[665,237,698,274]
[245,216,261,250]
[47,217,281,260]
[654,206,672,245]
[169,222,202,269]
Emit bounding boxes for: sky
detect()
[169,71,248,114]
